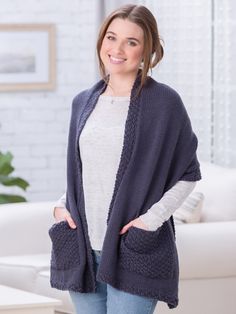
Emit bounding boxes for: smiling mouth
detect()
[109,55,127,64]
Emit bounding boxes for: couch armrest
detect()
[0,202,55,257]
[175,221,236,279]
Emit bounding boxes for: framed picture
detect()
[0,24,56,91]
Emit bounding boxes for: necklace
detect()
[100,93,131,105]
[104,85,132,98]
[111,95,131,104]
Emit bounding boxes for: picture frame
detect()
[0,24,56,91]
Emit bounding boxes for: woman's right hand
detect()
[53,207,77,229]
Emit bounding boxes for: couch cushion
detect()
[176,221,236,279]
[0,254,50,291]
[196,162,236,222]
[0,201,55,257]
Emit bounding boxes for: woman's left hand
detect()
[119,217,149,235]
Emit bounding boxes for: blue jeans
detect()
[69,249,158,314]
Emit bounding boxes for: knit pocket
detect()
[118,222,176,279]
[49,221,80,270]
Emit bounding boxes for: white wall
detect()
[0,0,97,201]
[214,0,236,166]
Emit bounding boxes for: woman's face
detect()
[100,18,144,78]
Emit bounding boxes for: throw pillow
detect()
[196,161,236,222]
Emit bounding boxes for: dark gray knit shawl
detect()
[49,73,201,309]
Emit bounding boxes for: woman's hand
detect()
[53,207,77,229]
[119,217,149,235]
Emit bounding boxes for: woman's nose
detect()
[113,41,124,54]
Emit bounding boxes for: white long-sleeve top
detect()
[55,95,196,250]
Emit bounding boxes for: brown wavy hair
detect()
[96,4,164,91]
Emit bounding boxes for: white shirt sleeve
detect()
[54,181,196,230]
[54,192,66,208]
[139,180,197,231]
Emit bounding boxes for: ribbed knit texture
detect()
[49,71,201,309]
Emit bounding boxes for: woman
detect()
[49,4,201,314]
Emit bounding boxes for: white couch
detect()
[0,162,236,314]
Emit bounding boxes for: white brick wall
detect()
[0,0,97,201]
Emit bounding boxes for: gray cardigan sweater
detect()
[49,72,201,309]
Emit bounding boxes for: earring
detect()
[139,59,144,69]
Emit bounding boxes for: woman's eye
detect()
[128,41,137,47]
[107,36,115,41]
